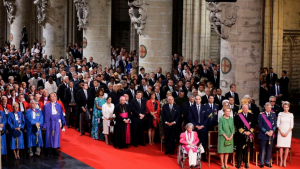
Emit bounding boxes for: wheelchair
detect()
[177,144,202,169]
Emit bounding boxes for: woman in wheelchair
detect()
[180,123,199,168]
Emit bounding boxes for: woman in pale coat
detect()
[102,96,115,144]
[277,101,294,167]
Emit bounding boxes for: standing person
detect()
[91,89,106,140]
[146,92,161,145]
[76,82,93,135]
[161,96,180,155]
[0,110,7,156]
[130,91,147,147]
[277,101,293,167]
[8,103,25,160]
[102,96,115,144]
[280,70,289,101]
[113,96,131,149]
[217,100,233,122]
[258,102,277,168]
[179,123,200,168]
[64,81,77,128]
[206,95,219,131]
[225,84,240,106]
[218,106,234,169]
[43,93,66,156]
[25,100,44,158]
[235,104,254,169]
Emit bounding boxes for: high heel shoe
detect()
[283,162,286,167]
[279,161,282,167]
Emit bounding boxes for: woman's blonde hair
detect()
[282,101,290,108]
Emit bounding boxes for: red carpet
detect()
[60,128,300,169]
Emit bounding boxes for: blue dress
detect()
[25,109,44,148]
[43,102,66,148]
[0,111,7,155]
[8,111,25,150]
[91,97,106,140]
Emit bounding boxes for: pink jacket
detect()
[180,131,199,153]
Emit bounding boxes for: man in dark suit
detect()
[263,96,282,117]
[182,95,195,125]
[64,81,77,128]
[258,102,277,168]
[125,83,136,102]
[154,67,165,81]
[149,72,156,86]
[138,67,145,84]
[188,95,209,160]
[154,85,165,102]
[235,104,254,169]
[86,57,97,68]
[163,79,174,94]
[214,88,225,110]
[37,73,47,89]
[130,91,146,147]
[137,78,149,92]
[280,70,289,101]
[108,84,122,105]
[228,96,239,116]
[161,96,180,155]
[22,69,32,86]
[259,81,269,107]
[244,95,260,125]
[212,70,220,88]
[142,85,152,100]
[266,67,277,89]
[201,88,211,104]
[200,65,211,80]
[90,80,100,100]
[225,84,240,106]
[76,82,93,135]
[57,76,69,106]
[205,95,219,131]
[269,80,282,105]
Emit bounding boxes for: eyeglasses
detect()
[270,101,275,102]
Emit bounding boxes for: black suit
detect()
[155,73,165,81]
[212,75,220,88]
[125,89,135,102]
[76,89,93,134]
[64,87,77,126]
[155,92,165,102]
[22,74,31,86]
[259,86,269,107]
[280,76,289,101]
[266,73,277,87]
[57,83,68,105]
[201,95,209,104]
[130,99,147,146]
[182,101,194,124]
[214,95,225,110]
[225,92,240,106]
[234,112,254,168]
[161,104,180,154]
[149,78,156,86]
[249,103,260,125]
[108,91,123,105]
[37,79,46,89]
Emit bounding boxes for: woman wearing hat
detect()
[8,103,25,159]
[218,100,233,122]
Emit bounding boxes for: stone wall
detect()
[283,0,300,31]
[111,0,131,51]
[210,26,220,63]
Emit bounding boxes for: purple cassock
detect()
[42,102,66,148]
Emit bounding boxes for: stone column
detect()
[200,0,211,61]
[43,0,67,58]
[83,0,111,67]
[0,1,5,46]
[136,0,173,74]
[218,0,262,102]
[10,0,31,49]
[130,23,139,52]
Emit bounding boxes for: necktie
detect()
[71,88,75,103]
[277,86,280,94]
[84,90,88,99]
[197,105,201,123]
[138,99,141,108]
[210,104,212,110]
[270,73,273,81]
[169,105,173,112]
[95,87,98,91]
[156,93,160,101]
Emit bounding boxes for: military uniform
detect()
[230,104,240,116]
[234,111,254,168]
[262,104,282,117]
[205,103,219,131]
[258,111,277,167]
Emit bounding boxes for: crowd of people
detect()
[0,41,294,169]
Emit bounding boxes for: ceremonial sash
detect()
[238,113,253,138]
[120,112,131,144]
[261,113,275,139]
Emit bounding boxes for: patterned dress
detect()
[91,97,106,140]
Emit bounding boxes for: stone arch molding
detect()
[74,0,89,31]
[3,0,15,24]
[33,0,48,25]
[206,2,239,39]
[128,0,148,35]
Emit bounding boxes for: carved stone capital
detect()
[206,2,239,39]
[74,0,89,31]
[128,0,147,35]
[33,0,48,25]
[3,0,15,25]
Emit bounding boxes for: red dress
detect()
[146,100,161,128]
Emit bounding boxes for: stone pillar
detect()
[137,0,173,74]
[182,0,193,61]
[83,0,111,67]
[130,23,139,52]
[0,1,5,46]
[219,0,262,102]
[43,0,67,58]
[200,0,211,61]
[10,0,31,49]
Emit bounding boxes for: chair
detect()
[276,148,292,165]
[208,131,218,167]
[214,126,218,131]
[253,131,260,166]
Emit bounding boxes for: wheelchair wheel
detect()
[180,162,184,169]
[177,146,182,164]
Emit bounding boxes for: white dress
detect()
[102,103,115,135]
[277,112,294,148]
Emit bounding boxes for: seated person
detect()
[180,123,200,168]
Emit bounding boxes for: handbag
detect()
[198,143,205,153]
[224,140,233,146]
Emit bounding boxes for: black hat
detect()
[13,130,21,138]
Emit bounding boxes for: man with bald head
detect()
[161,96,180,155]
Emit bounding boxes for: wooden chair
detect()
[214,126,218,131]
[253,131,260,166]
[276,148,292,165]
[208,131,218,167]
